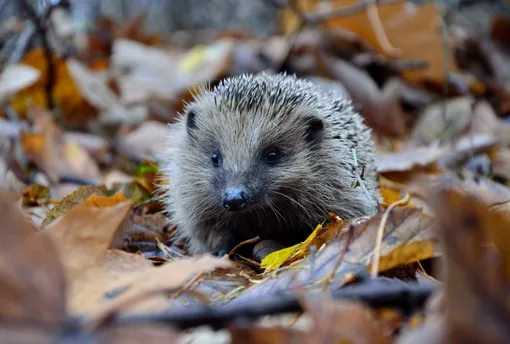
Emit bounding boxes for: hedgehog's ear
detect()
[304,116,324,146]
[186,110,197,136]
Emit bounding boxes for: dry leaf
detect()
[20,110,102,184]
[318,54,406,136]
[45,201,133,314]
[432,184,510,343]
[0,189,66,326]
[86,192,129,207]
[45,201,132,279]
[300,297,391,344]
[375,147,445,173]
[87,254,233,324]
[0,64,40,102]
[10,49,99,124]
[321,0,458,88]
[410,96,475,145]
[261,224,322,271]
[41,185,104,227]
[116,121,172,161]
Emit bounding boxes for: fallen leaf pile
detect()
[2,0,510,343]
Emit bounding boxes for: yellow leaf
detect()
[85,192,128,208]
[261,223,322,271]
[42,185,104,227]
[178,45,206,74]
[368,240,435,273]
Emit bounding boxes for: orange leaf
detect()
[86,192,129,208]
[321,0,458,88]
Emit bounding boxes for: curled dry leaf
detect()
[20,110,102,184]
[468,99,500,136]
[66,58,118,110]
[321,0,458,89]
[86,254,233,328]
[116,120,173,161]
[0,189,66,326]
[10,49,99,124]
[45,201,133,280]
[318,53,406,137]
[45,200,133,314]
[375,146,445,173]
[410,96,475,146]
[432,184,510,343]
[110,211,173,252]
[67,58,148,125]
[111,38,234,105]
[0,64,40,102]
[41,185,104,227]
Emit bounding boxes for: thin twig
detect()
[228,236,261,258]
[323,224,354,291]
[20,0,55,110]
[171,272,206,300]
[370,193,410,278]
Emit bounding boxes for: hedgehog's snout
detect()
[223,186,248,211]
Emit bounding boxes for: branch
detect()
[106,279,437,330]
[20,0,56,111]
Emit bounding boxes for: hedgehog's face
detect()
[182,100,326,219]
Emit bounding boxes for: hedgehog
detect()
[159,73,380,255]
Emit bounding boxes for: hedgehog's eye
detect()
[263,148,280,165]
[211,152,221,167]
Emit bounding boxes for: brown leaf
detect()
[10,49,99,125]
[20,110,102,184]
[110,211,172,252]
[41,185,104,227]
[321,0,459,89]
[317,53,406,136]
[116,121,172,161]
[432,184,510,343]
[300,297,391,344]
[45,201,132,313]
[45,201,131,275]
[86,255,233,326]
[230,326,304,344]
[85,192,129,208]
[375,147,445,173]
[468,100,500,136]
[410,96,475,146]
[0,189,66,326]
[93,324,180,344]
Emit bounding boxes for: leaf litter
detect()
[3,0,510,343]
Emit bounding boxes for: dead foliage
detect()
[1,0,510,343]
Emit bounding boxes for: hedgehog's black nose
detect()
[223,187,248,211]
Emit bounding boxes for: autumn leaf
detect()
[41,185,104,227]
[321,0,459,89]
[261,224,323,271]
[19,110,102,184]
[0,63,40,102]
[432,183,510,343]
[86,191,129,207]
[0,189,66,326]
[10,48,101,124]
